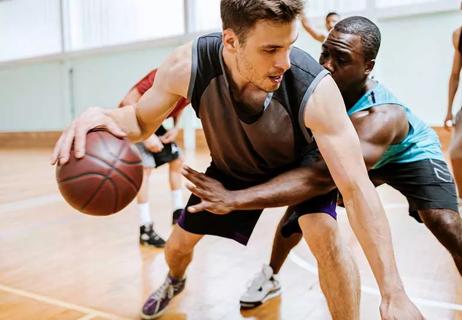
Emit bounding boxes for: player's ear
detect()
[365,59,375,76]
[223,29,239,53]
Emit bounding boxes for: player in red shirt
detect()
[119,69,189,247]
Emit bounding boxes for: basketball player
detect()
[182,17,462,308]
[119,69,188,248]
[300,11,340,43]
[51,1,422,319]
[445,1,462,203]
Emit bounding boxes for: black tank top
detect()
[187,32,329,181]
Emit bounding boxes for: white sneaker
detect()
[240,264,281,308]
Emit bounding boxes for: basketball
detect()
[56,130,143,216]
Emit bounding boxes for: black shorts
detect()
[369,159,458,222]
[177,163,338,245]
[135,125,180,168]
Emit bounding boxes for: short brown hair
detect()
[221,0,304,42]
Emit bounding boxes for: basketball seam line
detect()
[80,137,128,212]
[91,135,140,190]
[85,153,139,193]
[58,172,108,184]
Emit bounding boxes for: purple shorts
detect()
[280,190,338,238]
[177,163,338,245]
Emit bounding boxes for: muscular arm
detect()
[304,76,404,297]
[108,43,192,142]
[447,28,462,124]
[226,105,408,210]
[52,42,191,164]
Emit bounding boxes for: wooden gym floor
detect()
[0,146,461,320]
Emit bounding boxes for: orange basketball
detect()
[56,130,143,216]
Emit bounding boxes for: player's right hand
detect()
[51,107,126,165]
[143,135,164,153]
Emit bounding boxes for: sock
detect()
[171,189,183,211]
[138,202,152,227]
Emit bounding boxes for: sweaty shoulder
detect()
[156,42,192,99]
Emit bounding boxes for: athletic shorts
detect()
[135,125,180,169]
[368,158,458,222]
[177,162,338,245]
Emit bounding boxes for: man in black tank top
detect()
[51,1,422,319]
[445,2,462,207]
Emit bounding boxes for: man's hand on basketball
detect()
[182,166,236,215]
[380,292,425,320]
[160,127,179,144]
[144,135,164,153]
[51,107,126,165]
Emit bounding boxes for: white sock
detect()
[138,202,152,227]
[171,189,183,211]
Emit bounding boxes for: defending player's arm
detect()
[305,76,413,309]
[446,27,462,127]
[184,105,407,213]
[51,42,192,165]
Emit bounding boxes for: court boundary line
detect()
[0,283,131,320]
[290,202,462,311]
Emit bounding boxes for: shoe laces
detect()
[247,270,268,292]
[152,279,174,301]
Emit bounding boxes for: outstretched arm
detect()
[304,76,421,318]
[183,105,408,213]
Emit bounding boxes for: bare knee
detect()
[299,214,344,261]
[166,226,202,256]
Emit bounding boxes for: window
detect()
[188,0,221,32]
[67,0,185,51]
[306,0,367,17]
[0,0,62,62]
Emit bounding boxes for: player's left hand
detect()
[160,127,179,144]
[182,166,236,214]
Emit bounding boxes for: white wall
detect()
[295,10,462,126]
[0,9,460,132]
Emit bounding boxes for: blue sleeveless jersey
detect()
[347,82,444,169]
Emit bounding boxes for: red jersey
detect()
[133,69,189,119]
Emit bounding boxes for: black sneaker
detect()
[172,209,183,225]
[139,224,166,248]
[141,275,186,319]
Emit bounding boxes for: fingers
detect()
[185,182,210,199]
[58,125,76,165]
[73,124,88,158]
[187,201,209,213]
[51,134,65,165]
[105,117,127,138]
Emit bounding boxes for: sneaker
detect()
[172,209,182,225]
[239,265,281,308]
[140,224,166,248]
[141,275,186,319]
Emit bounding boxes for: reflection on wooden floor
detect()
[0,148,460,320]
